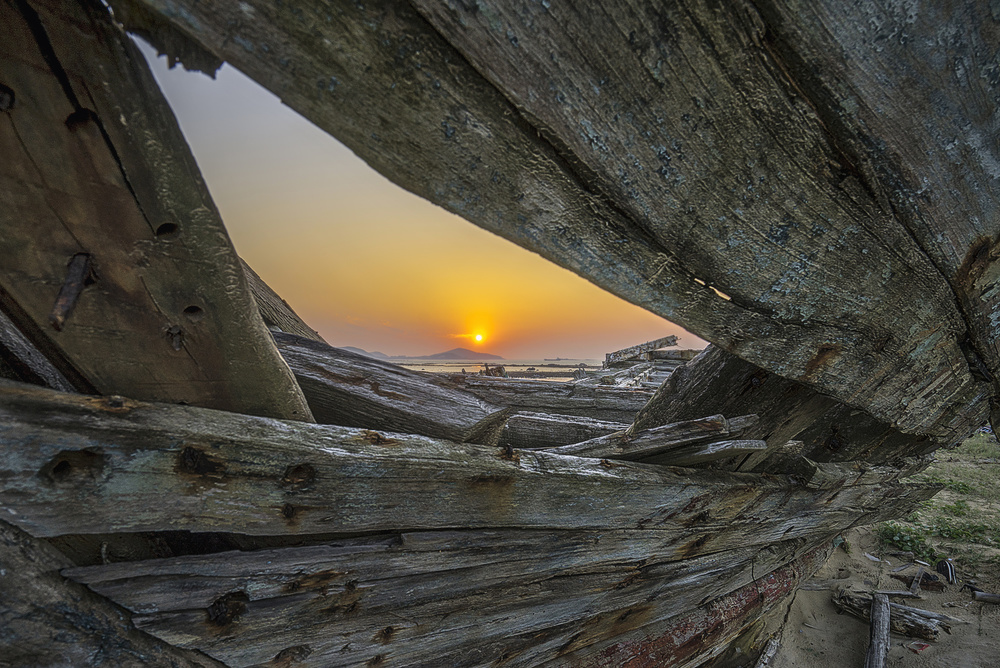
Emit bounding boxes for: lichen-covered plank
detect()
[0,0,311,420]
[0,381,934,542]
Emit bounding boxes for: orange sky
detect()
[141,42,705,359]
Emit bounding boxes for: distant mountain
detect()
[424,347,503,361]
[341,346,390,360]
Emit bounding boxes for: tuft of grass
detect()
[876,522,937,561]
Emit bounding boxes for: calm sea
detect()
[396,358,601,381]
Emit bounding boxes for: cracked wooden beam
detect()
[0,0,311,420]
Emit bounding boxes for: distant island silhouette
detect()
[341,346,503,361]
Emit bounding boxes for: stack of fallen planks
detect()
[0,1,964,667]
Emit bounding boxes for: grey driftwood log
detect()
[864,593,890,668]
[497,411,629,450]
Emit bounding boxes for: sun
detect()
[474,334,483,343]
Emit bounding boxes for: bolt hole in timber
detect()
[155,222,179,237]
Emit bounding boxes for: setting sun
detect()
[474,334,483,342]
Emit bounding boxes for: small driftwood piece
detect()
[973,591,1000,604]
[864,593,890,668]
[498,411,628,450]
[604,335,677,367]
[545,414,758,461]
[833,589,964,641]
[873,590,922,599]
[910,566,925,594]
[891,571,946,592]
[754,638,780,667]
[275,331,510,444]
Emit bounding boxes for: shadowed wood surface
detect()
[0,519,224,668]
[0,0,311,420]
[631,346,944,468]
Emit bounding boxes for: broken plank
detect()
[642,439,768,467]
[0,0,311,420]
[0,519,223,668]
[498,411,629,451]
[546,414,757,461]
[441,374,652,423]
[0,380,936,546]
[275,331,510,444]
[604,335,678,367]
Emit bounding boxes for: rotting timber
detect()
[0,0,997,666]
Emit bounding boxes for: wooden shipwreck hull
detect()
[1,0,998,666]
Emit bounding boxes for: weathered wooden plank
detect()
[241,260,325,343]
[62,532,815,667]
[643,439,768,467]
[631,346,948,471]
[275,331,510,444]
[553,542,834,668]
[547,414,755,461]
[604,335,678,367]
[441,374,652,422]
[0,306,75,391]
[753,0,1000,415]
[0,519,224,668]
[0,381,934,544]
[0,0,311,420]
[121,0,988,439]
[498,411,628,451]
[832,589,952,641]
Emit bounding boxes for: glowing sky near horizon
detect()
[138,41,706,359]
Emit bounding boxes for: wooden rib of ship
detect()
[1,0,996,666]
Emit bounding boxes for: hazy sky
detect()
[138,41,705,359]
